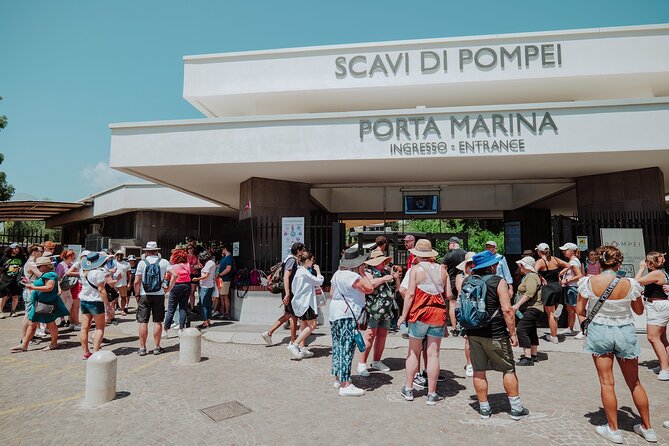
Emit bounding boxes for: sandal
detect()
[82,351,93,360]
[42,343,60,351]
[196,323,209,330]
[10,345,27,353]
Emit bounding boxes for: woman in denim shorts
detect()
[398,239,450,406]
[576,245,656,444]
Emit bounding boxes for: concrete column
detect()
[85,351,117,406]
[179,328,201,364]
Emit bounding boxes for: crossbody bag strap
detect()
[336,276,362,323]
[585,276,621,324]
[417,263,447,307]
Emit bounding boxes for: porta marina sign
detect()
[359,111,559,157]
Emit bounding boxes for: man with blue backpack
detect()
[134,241,176,356]
[456,250,530,421]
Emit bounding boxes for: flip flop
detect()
[10,345,27,353]
[82,351,93,360]
[42,344,60,351]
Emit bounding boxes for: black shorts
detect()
[190,273,199,284]
[282,292,295,316]
[300,307,317,321]
[541,282,562,307]
[0,281,21,298]
[136,295,166,323]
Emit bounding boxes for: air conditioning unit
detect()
[121,246,142,258]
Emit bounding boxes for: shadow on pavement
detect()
[353,373,393,392]
[468,392,510,415]
[437,370,467,397]
[307,346,331,359]
[381,357,405,371]
[115,391,131,400]
[103,336,139,346]
[584,405,641,431]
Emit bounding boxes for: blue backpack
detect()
[455,274,497,329]
[141,259,163,293]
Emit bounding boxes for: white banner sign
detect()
[281,217,305,259]
[600,228,647,332]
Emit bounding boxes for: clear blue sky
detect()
[1,0,668,202]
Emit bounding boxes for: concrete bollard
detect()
[179,328,201,364]
[85,350,117,406]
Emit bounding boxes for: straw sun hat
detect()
[409,239,439,258]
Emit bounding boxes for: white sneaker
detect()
[370,360,390,372]
[633,424,658,443]
[333,381,341,389]
[558,328,575,336]
[657,370,669,381]
[170,322,179,329]
[178,329,183,337]
[465,364,474,377]
[299,347,314,358]
[0,312,6,319]
[72,324,81,331]
[287,343,303,359]
[663,420,669,429]
[357,362,370,377]
[596,425,623,444]
[338,383,365,397]
[35,329,46,338]
[546,335,559,344]
[161,330,169,339]
[260,332,272,346]
[574,331,585,340]
[554,304,564,319]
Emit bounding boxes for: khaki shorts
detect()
[468,335,516,374]
[219,281,231,295]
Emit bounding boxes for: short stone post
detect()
[179,328,201,364]
[85,351,117,406]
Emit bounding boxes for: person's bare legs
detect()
[566,305,576,332]
[618,357,651,429]
[372,328,389,362]
[189,284,196,310]
[80,313,92,354]
[502,372,520,397]
[545,306,557,337]
[289,315,298,343]
[70,300,80,325]
[45,322,59,348]
[222,293,231,317]
[295,319,316,347]
[594,354,619,431]
[647,324,669,371]
[267,312,291,337]
[425,336,442,394]
[465,337,472,364]
[153,322,162,348]
[360,328,376,364]
[91,314,105,351]
[473,371,489,403]
[10,295,18,314]
[405,338,423,388]
[16,322,38,350]
[0,296,8,314]
[138,322,148,349]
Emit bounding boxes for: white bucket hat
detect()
[516,256,537,273]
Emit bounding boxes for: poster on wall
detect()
[281,217,305,259]
[503,221,521,255]
[600,228,646,332]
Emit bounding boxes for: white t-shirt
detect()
[23,259,39,282]
[199,260,216,289]
[564,258,582,285]
[80,269,109,302]
[114,261,130,287]
[328,269,365,322]
[136,256,172,296]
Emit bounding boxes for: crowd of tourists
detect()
[0,239,236,358]
[3,235,669,443]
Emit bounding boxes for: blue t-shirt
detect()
[219,255,234,282]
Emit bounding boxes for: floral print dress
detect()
[365,267,395,322]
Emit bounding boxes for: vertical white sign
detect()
[232,242,240,257]
[600,228,647,332]
[281,217,305,259]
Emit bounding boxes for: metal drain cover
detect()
[200,401,252,422]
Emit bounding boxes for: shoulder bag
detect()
[33,273,56,315]
[581,276,621,335]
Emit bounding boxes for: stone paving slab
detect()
[0,312,668,445]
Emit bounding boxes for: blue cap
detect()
[472,250,502,270]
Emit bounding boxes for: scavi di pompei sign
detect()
[335,43,563,78]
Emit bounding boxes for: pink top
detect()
[172,263,191,283]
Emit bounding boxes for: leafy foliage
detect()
[403,219,505,256]
[0,115,15,201]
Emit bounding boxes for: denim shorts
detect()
[408,320,445,340]
[584,322,640,359]
[565,286,579,306]
[80,300,105,316]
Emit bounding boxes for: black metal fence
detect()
[558,211,669,253]
[0,227,59,249]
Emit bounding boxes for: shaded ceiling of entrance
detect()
[0,201,86,221]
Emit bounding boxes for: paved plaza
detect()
[1,312,669,445]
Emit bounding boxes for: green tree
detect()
[0,115,15,201]
[2,220,61,243]
[404,219,505,256]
